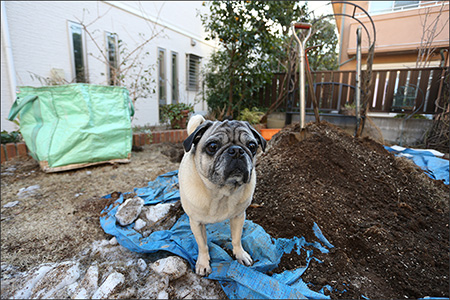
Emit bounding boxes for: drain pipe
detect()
[337,2,346,67]
[1,1,18,119]
[354,26,362,136]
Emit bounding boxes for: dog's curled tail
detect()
[187,115,206,136]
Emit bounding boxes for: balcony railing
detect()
[354,1,446,17]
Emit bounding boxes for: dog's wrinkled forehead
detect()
[203,120,255,145]
[183,118,266,153]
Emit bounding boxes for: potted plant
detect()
[238,108,264,125]
[340,103,356,116]
[237,107,283,140]
[160,103,194,129]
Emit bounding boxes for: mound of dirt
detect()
[247,121,449,299]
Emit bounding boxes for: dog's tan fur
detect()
[179,115,263,275]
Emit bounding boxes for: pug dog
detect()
[179,115,266,276]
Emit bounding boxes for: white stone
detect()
[17,184,40,199]
[135,273,169,299]
[108,237,118,245]
[170,270,225,299]
[66,281,79,296]
[13,264,56,299]
[137,258,147,272]
[92,271,125,299]
[151,256,188,280]
[71,264,99,299]
[134,218,147,231]
[3,201,19,208]
[30,261,81,299]
[157,290,169,299]
[115,197,145,226]
[145,203,174,223]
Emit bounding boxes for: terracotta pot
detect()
[170,110,190,129]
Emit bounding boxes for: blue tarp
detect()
[100,171,335,299]
[384,146,449,185]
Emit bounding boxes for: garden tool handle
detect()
[291,22,312,47]
[294,23,311,30]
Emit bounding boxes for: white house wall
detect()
[1,1,217,132]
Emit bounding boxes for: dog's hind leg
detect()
[230,213,253,266]
[189,219,212,276]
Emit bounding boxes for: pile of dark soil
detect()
[247,122,449,299]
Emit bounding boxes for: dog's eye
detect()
[247,142,257,155]
[206,142,219,155]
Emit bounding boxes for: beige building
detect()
[332,1,449,70]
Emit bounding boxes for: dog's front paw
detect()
[195,255,212,276]
[234,249,253,266]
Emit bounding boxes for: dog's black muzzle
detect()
[223,146,251,185]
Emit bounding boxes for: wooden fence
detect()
[257,67,448,115]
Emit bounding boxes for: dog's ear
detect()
[183,121,213,152]
[245,122,267,152]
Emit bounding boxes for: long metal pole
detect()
[299,42,306,129]
[1,2,18,110]
[355,26,362,135]
[292,23,312,130]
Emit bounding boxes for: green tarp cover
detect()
[8,84,134,169]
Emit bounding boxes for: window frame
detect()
[105,31,119,86]
[68,21,88,83]
[368,1,421,15]
[158,48,167,106]
[171,51,179,104]
[186,53,202,92]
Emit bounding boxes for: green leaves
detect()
[201,1,338,119]
[159,103,194,124]
[1,130,22,144]
[237,107,265,125]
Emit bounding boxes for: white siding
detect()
[1,1,218,132]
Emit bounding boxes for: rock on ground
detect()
[0,238,226,299]
[115,196,145,226]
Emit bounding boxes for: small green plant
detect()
[344,103,356,109]
[132,125,153,144]
[160,103,194,129]
[238,107,265,125]
[1,130,22,144]
[394,113,427,119]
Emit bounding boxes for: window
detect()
[106,32,118,85]
[186,54,201,91]
[368,1,419,14]
[69,22,87,83]
[172,52,179,103]
[393,1,419,10]
[158,48,167,105]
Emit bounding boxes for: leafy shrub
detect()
[238,108,265,125]
[159,103,194,125]
[1,131,22,144]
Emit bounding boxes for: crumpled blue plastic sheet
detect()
[100,170,335,299]
[384,146,449,185]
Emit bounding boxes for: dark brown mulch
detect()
[247,121,449,299]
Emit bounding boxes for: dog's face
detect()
[183,120,266,188]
